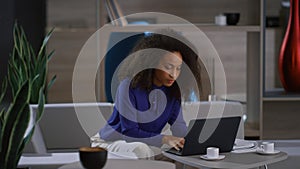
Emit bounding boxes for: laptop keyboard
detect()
[166,147,183,155]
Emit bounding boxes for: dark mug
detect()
[224,13,240,25]
[79,147,108,169]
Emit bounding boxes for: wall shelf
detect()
[195,25,260,32]
[263,97,300,101]
[104,24,260,33]
[263,89,300,101]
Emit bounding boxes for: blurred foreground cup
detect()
[79,147,108,169]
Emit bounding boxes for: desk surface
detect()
[58,159,175,169]
[162,151,288,169]
[19,152,137,167]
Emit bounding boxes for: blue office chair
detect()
[104,32,146,102]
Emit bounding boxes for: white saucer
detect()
[200,155,225,161]
[256,149,280,155]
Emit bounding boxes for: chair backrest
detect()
[182,101,244,139]
[162,101,244,139]
[24,103,114,154]
[104,32,145,102]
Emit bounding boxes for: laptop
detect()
[165,116,241,156]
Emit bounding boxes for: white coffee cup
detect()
[260,142,274,153]
[206,147,219,158]
[215,14,227,26]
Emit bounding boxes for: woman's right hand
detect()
[162,135,185,150]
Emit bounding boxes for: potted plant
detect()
[8,23,56,104]
[0,23,56,169]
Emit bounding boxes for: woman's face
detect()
[153,51,183,87]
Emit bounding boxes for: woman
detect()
[92,29,204,159]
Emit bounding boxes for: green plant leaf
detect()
[17,124,35,160]
[0,123,2,151]
[1,81,30,138]
[47,75,57,91]
[30,74,41,104]
[0,109,4,123]
[0,78,7,153]
[4,104,30,169]
[12,23,22,56]
[7,62,20,98]
[1,81,30,168]
[36,87,45,123]
[47,50,55,61]
[37,28,54,62]
[0,78,7,103]
[0,108,4,153]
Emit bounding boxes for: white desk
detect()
[58,159,175,169]
[162,151,287,169]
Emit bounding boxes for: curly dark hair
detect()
[117,29,210,101]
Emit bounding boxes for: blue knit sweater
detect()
[100,78,187,147]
